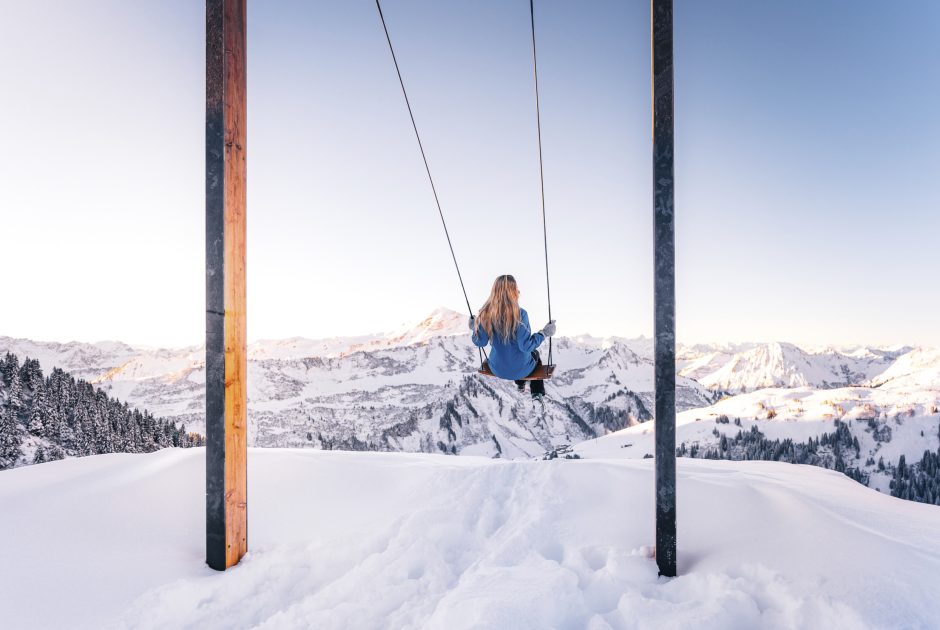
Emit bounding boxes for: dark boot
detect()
[530,380,545,400]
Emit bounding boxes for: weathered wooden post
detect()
[205,0,247,571]
[652,0,677,577]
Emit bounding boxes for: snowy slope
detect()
[677,342,904,392]
[574,385,940,495]
[1,448,938,629]
[869,347,940,390]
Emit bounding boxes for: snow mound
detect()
[2,449,938,629]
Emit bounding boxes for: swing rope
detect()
[529,0,554,366]
[374,0,487,367]
[376,0,554,369]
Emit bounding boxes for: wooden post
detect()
[205,0,247,572]
[652,0,677,577]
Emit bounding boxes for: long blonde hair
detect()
[476,275,522,342]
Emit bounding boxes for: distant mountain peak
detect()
[384,307,467,346]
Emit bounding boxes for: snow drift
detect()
[1,448,938,629]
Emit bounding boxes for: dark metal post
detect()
[652,0,677,577]
[206,0,248,571]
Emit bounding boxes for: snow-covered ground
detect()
[574,385,940,494]
[2,448,938,629]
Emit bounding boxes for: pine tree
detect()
[7,370,25,420]
[27,406,45,436]
[27,382,49,436]
[72,406,92,456]
[0,406,23,469]
[18,358,41,391]
[45,404,65,442]
[93,408,111,455]
[176,424,190,448]
[0,352,201,467]
[1,353,19,386]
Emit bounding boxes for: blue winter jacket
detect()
[471,308,545,380]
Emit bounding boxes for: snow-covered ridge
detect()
[677,341,918,392]
[0,337,139,381]
[4,311,930,389]
[247,308,471,360]
[869,347,940,390]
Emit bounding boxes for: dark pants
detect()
[515,351,546,397]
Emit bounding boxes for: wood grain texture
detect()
[206,0,247,572]
[222,0,247,570]
[478,361,555,381]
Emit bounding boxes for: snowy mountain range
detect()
[1,308,937,465]
[2,309,713,459]
[677,341,910,392]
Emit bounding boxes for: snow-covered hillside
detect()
[677,342,907,393]
[869,347,940,390]
[575,385,940,498]
[1,448,938,629]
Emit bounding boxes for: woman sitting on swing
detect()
[470,275,556,399]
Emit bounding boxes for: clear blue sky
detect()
[1,0,937,347]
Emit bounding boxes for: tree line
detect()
[891,449,940,505]
[676,418,940,506]
[0,353,203,469]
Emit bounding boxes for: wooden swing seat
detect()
[478,360,556,381]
